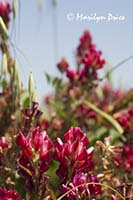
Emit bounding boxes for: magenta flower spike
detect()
[16,127,53,194]
[54,127,94,182]
[0,188,20,200]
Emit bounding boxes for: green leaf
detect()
[45,72,51,83]
[28,72,34,97]
[0,78,8,90]
[87,127,107,145]
[84,100,124,136]
[51,100,67,119]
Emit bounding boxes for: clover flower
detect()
[82,48,105,70]
[16,126,53,173]
[57,58,69,73]
[122,145,133,172]
[0,136,8,166]
[117,113,130,131]
[22,101,43,127]
[61,173,101,200]
[16,127,53,197]
[0,188,20,200]
[0,136,7,151]
[63,30,105,83]
[54,127,94,182]
[77,30,105,70]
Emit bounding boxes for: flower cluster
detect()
[117,108,133,133]
[0,4,132,198]
[0,188,20,200]
[77,30,92,57]
[117,112,130,132]
[115,108,133,173]
[61,173,101,200]
[54,127,94,181]
[57,58,69,73]
[0,136,7,166]
[53,127,101,199]
[56,30,105,84]
[121,145,133,172]
[0,136,7,151]
[16,127,53,198]
[22,101,43,131]
[76,30,105,76]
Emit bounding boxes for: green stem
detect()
[103,55,133,79]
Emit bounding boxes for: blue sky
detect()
[8,0,133,101]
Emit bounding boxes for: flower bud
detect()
[13,60,19,80]
[28,72,34,99]
[32,88,38,102]
[1,53,7,76]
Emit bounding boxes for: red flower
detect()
[61,173,101,200]
[17,154,35,179]
[57,58,69,73]
[82,50,93,66]
[122,146,133,172]
[0,136,8,166]
[16,127,53,177]
[76,30,105,72]
[82,48,105,70]
[0,188,20,200]
[129,108,133,117]
[32,128,53,171]
[117,113,130,131]
[38,119,49,130]
[54,127,94,182]
[88,174,101,195]
[0,136,8,150]
[16,132,33,158]
[22,102,43,126]
[16,127,53,197]
[78,30,92,57]
[66,69,78,81]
